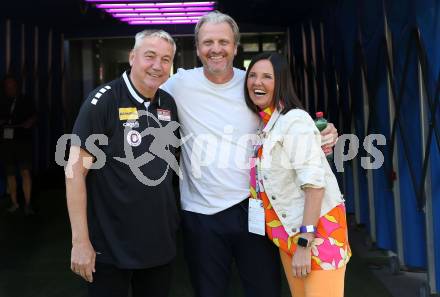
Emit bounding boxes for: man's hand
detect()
[20,115,37,129]
[21,121,33,129]
[71,240,96,283]
[320,123,338,155]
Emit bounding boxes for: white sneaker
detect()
[7,204,19,213]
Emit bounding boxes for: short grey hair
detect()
[133,29,176,55]
[195,11,240,46]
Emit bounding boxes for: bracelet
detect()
[299,225,316,233]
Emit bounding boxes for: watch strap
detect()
[299,225,317,233]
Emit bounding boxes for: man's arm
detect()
[0,109,9,126]
[65,146,96,283]
[18,96,38,128]
[21,114,37,129]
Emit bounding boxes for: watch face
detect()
[297,237,309,248]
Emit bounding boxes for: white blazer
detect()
[259,108,344,237]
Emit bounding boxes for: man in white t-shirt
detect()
[161,11,338,297]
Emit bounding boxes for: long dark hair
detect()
[244,52,303,114]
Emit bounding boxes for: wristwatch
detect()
[297,237,312,248]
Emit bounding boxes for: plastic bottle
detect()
[315,112,328,132]
[314,111,333,161]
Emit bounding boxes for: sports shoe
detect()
[24,206,35,216]
[7,204,19,213]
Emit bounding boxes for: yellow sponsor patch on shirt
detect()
[119,107,139,120]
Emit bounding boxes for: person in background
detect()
[244,52,350,297]
[0,75,37,215]
[66,30,180,297]
[161,11,339,297]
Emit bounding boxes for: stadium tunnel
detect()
[0,0,440,297]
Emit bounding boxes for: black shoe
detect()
[24,206,35,216]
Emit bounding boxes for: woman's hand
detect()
[320,123,338,155]
[292,233,314,278]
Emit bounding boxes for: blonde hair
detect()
[195,11,240,46]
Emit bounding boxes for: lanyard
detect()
[8,98,17,124]
[252,109,281,198]
[252,138,263,199]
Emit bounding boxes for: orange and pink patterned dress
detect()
[250,107,351,271]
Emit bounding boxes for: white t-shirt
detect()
[161,67,259,214]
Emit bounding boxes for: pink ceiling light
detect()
[112,11,208,17]
[129,20,198,24]
[96,2,215,8]
[86,0,216,25]
[121,17,199,21]
[86,0,155,1]
[106,6,213,13]
[115,12,205,18]
[86,0,205,1]
[120,17,145,21]
[124,16,200,20]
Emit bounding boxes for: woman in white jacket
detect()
[244,52,350,297]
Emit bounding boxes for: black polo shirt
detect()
[0,94,36,142]
[72,71,180,269]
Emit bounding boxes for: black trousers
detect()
[88,261,173,297]
[181,200,281,297]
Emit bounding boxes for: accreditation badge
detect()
[248,198,265,236]
[3,128,14,140]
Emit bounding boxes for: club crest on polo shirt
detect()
[119,107,139,120]
[126,130,142,147]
